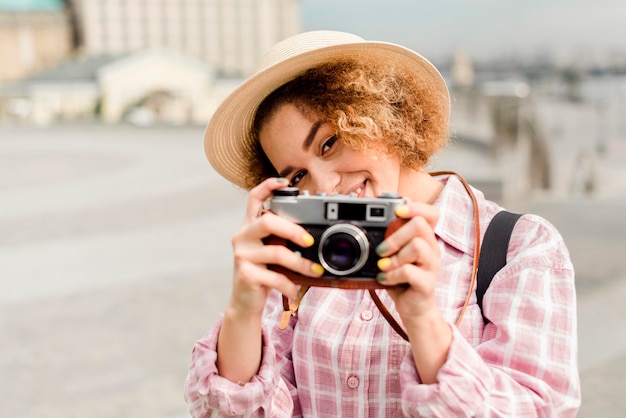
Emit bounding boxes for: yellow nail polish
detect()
[302,233,315,247]
[311,263,325,276]
[394,205,410,217]
[377,257,392,270]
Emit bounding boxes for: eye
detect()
[290,170,307,186]
[321,135,337,155]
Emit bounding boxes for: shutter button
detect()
[346,375,360,389]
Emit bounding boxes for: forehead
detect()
[258,104,309,154]
[260,103,312,135]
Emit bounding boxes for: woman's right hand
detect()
[218,178,322,383]
[227,177,323,318]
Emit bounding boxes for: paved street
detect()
[0,123,625,417]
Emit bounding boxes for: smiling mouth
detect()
[354,180,366,197]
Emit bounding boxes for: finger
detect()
[237,244,324,278]
[235,260,298,299]
[384,271,438,315]
[244,177,290,220]
[395,202,439,227]
[377,236,438,273]
[377,215,438,258]
[376,263,431,291]
[244,211,315,248]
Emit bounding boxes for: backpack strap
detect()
[476,210,522,324]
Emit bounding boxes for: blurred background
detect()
[0,0,624,416]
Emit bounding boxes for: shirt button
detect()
[347,375,360,389]
[360,310,373,321]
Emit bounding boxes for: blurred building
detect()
[69,0,300,77]
[0,0,300,125]
[0,48,238,125]
[0,0,73,82]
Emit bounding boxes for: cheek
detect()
[369,156,403,186]
[363,149,401,171]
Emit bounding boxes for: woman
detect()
[185,31,580,417]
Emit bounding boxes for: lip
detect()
[349,180,367,197]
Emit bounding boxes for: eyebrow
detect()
[277,119,323,178]
[303,120,323,151]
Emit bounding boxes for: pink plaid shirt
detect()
[185,175,581,417]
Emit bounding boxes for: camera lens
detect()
[318,224,369,276]
[323,233,359,269]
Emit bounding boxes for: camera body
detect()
[268,187,406,280]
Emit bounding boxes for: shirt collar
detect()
[432,174,485,256]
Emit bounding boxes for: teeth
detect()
[355,186,363,195]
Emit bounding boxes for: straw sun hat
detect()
[204,30,450,189]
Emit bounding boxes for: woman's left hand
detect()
[375,202,441,323]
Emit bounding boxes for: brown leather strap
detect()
[430,171,481,329]
[269,171,481,341]
[269,264,397,289]
[369,289,408,340]
[280,285,310,329]
[365,171,481,341]
[365,171,480,341]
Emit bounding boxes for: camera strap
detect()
[277,171,481,342]
[279,285,310,330]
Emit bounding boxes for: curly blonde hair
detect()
[244,59,449,189]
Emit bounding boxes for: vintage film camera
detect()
[265,187,406,288]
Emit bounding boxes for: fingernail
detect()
[302,233,315,247]
[375,241,388,256]
[276,177,288,183]
[376,272,386,283]
[394,205,410,217]
[377,257,391,270]
[311,263,324,276]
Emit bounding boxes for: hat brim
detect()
[204,41,450,189]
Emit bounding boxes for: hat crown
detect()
[256,30,365,73]
[206,30,450,190]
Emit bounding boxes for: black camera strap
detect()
[476,210,522,324]
[369,208,521,340]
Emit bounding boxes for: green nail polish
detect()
[375,241,388,256]
[276,177,288,183]
[376,272,386,283]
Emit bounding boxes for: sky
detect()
[299,0,626,64]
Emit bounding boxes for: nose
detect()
[307,163,340,194]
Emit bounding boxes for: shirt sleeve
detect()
[399,214,581,417]
[184,290,301,417]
